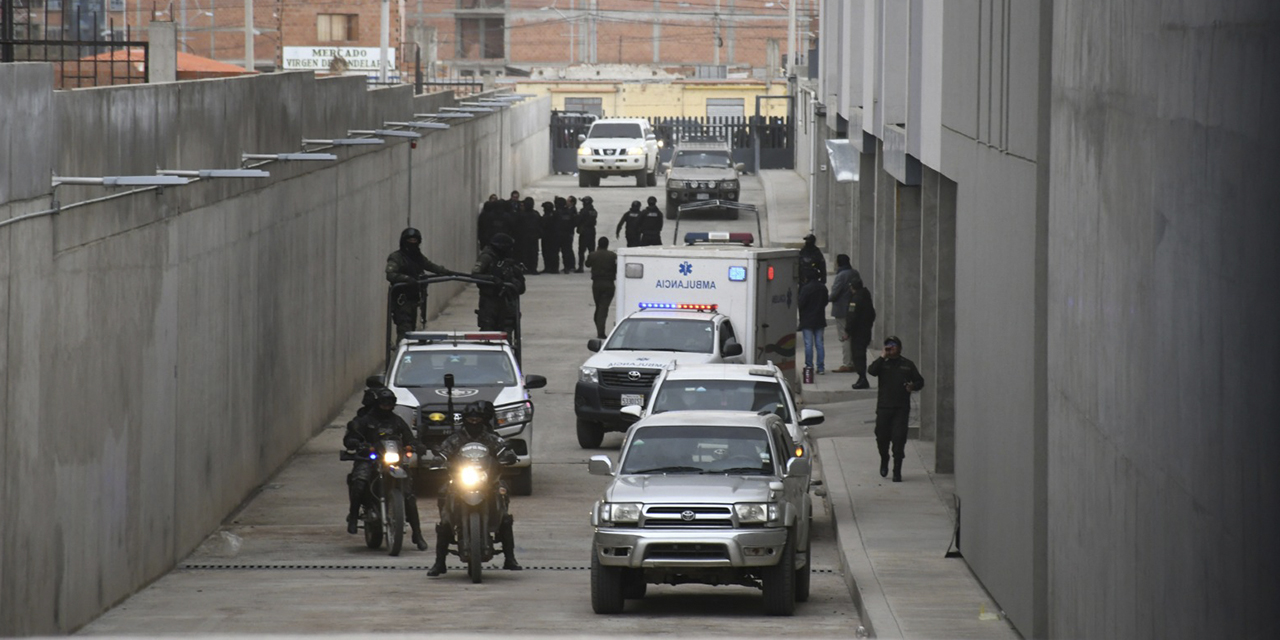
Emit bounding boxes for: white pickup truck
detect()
[577,118,662,188]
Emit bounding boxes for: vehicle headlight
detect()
[496,401,532,427]
[627,147,645,156]
[599,502,642,524]
[578,146,591,156]
[580,366,599,384]
[459,465,487,488]
[720,180,739,190]
[383,450,401,465]
[668,180,685,189]
[735,503,778,524]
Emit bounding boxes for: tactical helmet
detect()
[373,387,397,408]
[400,228,423,253]
[490,233,515,251]
[647,196,657,206]
[581,196,593,205]
[462,400,496,421]
[630,200,641,211]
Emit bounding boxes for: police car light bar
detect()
[684,232,755,246]
[638,302,718,311]
[405,331,509,342]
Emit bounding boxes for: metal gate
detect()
[653,116,794,173]
[549,110,597,174]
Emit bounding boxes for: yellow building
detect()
[513,79,792,120]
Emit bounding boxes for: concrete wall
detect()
[0,65,549,635]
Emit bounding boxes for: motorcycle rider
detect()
[575,195,598,272]
[615,200,644,248]
[386,228,457,344]
[427,401,523,575]
[638,195,664,246]
[343,388,430,551]
[472,232,527,333]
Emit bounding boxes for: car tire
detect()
[590,174,601,187]
[646,171,657,187]
[576,418,605,448]
[579,172,591,188]
[591,551,625,613]
[761,529,797,616]
[510,466,533,496]
[795,544,812,603]
[634,170,647,188]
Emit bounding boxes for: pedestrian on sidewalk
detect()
[799,234,826,283]
[798,266,829,376]
[584,237,617,339]
[868,336,924,482]
[845,272,876,388]
[828,254,857,372]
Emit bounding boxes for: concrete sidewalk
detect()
[760,170,1020,639]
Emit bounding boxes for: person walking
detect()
[845,272,877,388]
[638,196,664,246]
[539,201,560,274]
[828,254,857,372]
[798,266,829,376]
[584,237,618,339]
[868,336,924,482]
[575,195,598,273]
[615,201,643,248]
[799,234,827,283]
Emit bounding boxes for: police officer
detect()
[386,228,456,344]
[427,401,522,575]
[472,232,526,333]
[539,201,560,273]
[615,200,643,248]
[638,196,664,246]
[476,199,509,253]
[584,237,618,339]
[867,336,925,482]
[556,196,579,273]
[575,195,598,272]
[515,197,542,276]
[343,388,430,551]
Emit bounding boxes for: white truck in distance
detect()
[576,118,662,188]
[573,234,799,448]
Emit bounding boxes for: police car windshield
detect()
[621,425,773,475]
[605,318,714,353]
[672,151,732,169]
[652,379,792,422]
[394,350,517,387]
[589,123,643,139]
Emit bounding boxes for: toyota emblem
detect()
[681,510,696,521]
[628,370,642,381]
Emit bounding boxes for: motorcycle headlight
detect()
[383,450,401,465]
[599,502,642,524]
[668,180,685,189]
[495,402,532,427]
[734,503,777,524]
[627,147,645,156]
[580,366,599,384]
[459,465,487,488]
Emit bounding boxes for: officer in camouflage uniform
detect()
[472,233,527,333]
[387,228,456,344]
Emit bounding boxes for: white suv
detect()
[577,118,662,188]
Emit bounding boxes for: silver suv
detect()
[587,410,813,616]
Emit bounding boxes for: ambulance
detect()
[573,232,799,448]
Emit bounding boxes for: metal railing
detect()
[1,1,147,88]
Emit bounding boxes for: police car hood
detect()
[393,385,524,410]
[583,350,720,370]
[605,474,775,504]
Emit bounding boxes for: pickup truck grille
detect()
[643,543,730,561]
[600,369,659,389]
[643,505,734,528]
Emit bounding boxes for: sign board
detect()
[283,46,397,72]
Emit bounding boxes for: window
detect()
[393,350,517,387]
[651,379,791,422]
[457,17,505,59]
[457,0,505,8]
[706,98,745,119]
[605,318,714,353]
[588,122,643,139]
[317,14,357,42]
[564,97,603,118]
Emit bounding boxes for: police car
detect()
[381,331,546,496]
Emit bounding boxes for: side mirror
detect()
[366,374,386,388]
[588,454,615,476]
[577,133,587,143]
[798,409,825,426]
[722,341,743,358]
[735,163,746,173]
[646,133,656,140]
[619,405,643,421]
[587,338,602,352]
[785,456,811,479]
[525,374,547,389]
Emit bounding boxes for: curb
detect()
[816,438,901,639]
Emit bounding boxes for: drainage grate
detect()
[181,563,838,574]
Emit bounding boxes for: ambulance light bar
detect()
[684,232,754,246]
[638,302,718,311]
[406,331,509,343]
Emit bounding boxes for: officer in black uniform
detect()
[427,401,522,575]
[867,335,925,482]
[615,200,643,248]
[539,201,560,273]
[472,233,526,333]
[638,196,664,246]
[515,197,542,276]
[386,228,457,344]
[343,388,430,551]
[575,195,598,272]
[556,196,579,273]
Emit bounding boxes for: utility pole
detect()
[786,0,797,75]
[379,0,390,82]
[652,0,660,64]
[2,0,15,63]
[713,0,720,67]
[243,0,254,71]
[180,0,188,52]
[589,0,597,64]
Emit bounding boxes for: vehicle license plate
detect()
[696,193,710,200]
[621,394,645,406]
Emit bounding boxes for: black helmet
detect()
[523,196,535,208]
[360,387,379,408]
[461,401,495,436]
[581,196,593,205]
[400,228,423,253]
[490,233,515,251]
[630,200,641,211]
[373,388,397,409]
[647,196,657,206]
[541,201,554,212]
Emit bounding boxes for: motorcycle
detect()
[341,435,418,556]
[434,441,517,583]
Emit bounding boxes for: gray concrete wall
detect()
[1047,2,1280,637]
[0,67,549,635]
